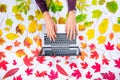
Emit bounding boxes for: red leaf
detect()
[47,62,52,67]
[0,60,8,71]
[79,36,84,40]
[56,64,69,76]
[36,56,46,64]
[91,62,101,72]
[2,68,19,79]
[102,55,110,65]
[69,62,77,69]
[101,71,115,80]
[89,43,96,51]
[23,55,33,66]
[86,71,92,79]
[94,77,102,80]
[13,75,22,80]
[31,48,40,57]
[0,52,6,60]
[48,70,58,80]
[25,67,33,76]
[71,69,81,79]
[12,60,17,65]
[81,62,88,69]
[105,42,114,50]
[5,45,12,50]
[114,58,120,68]
[35,71,47,77]
[90,51,99,60]
[14,40,21,47]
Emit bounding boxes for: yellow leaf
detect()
[16,24,26,35]
[97,36,106,44]
[4,27,10,31]
[98,18,109,34]
[35,10,43,20]
[78,24,85,31]
[112,24,120,32]
[37,24,42,31]
[86,29,95,40]
[15,14,24,21]
[16,49,26,57]
[81,42,87,49]
[0,29,2,37]
[6,33,19,40]
[28,20,37,33]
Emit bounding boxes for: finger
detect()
[70,28,73,40]
[75,26,78,36]
[54,25,58,34]
[51,30,56,41]
[66,26,70,39]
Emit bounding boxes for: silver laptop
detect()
[39,24,81,56]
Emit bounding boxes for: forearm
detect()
[35,0,48,13]
[67,0,76,12]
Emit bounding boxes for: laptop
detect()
[39,24,81,56]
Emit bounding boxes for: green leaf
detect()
[99,0,105,5]
[92,0,97,5]
[76,14,87,23]
[84,21,93,28]
[16,0,24,2]
[106,1,118,13]
[92,10,102,19]
[5,18,13,26]
[52,17,57,24]
[117,17,120,24]
[0,4,7,12]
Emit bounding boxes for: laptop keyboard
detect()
[44,33,76,45]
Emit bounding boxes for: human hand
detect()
[43,12,57,41]
[65,10,77,40]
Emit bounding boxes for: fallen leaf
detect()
[78,24,85,31]
[109,33,114,40]
[101,71,115,80]
[31,48,40,57]
[71,69,81,79]
[0,4,7,12]
[13,75,22,80]
[90,51,99,60]
[80,42,87,49]
[91,62,101,72]
[16,24,26,35]
[37,24,42,31]
[76,14,87,23]
[86,29,95,40]
[5,18,13,26]
[89,43,96,51]
[105,41,114,50]
[116,43,120,51]
[92,9,102,19]
[35,71,47,77]
[0,29,2,37]
[58,17,66,24]
[79,36,84,40]
[36,56,46,64]
[102,55,110,65]
[98,18,109,34]
[77,51,88,61]
[6,33,19,40]
[25,67,33,76]
[81,62,88,69]
[97,36,106,44]
[5,45,12,50]
[0,38,5,45]
[48,70,58,80]
[16,49,26,57]
[14,40,21,47]
[28,20,37,33]
[114,58,120,68]
[15,14,24,21]
[0,52,6,60]
[112,24,120,32]
[0,60,8,71]
[24,37,33,48]
[69,62,77,69]
[86,71,92,79]
[23,55,33,66]
[35,10,43,20]
[12,60,17,65]
[3,68,19,79]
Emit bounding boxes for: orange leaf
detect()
[2,68,19,79]
[0,38,5,45]
[14,40,21,47]
[56,64,69,76]
[24,37,33,48]
[37,38,42,47]
[16,49,26,57]
[109,33,114,40]
[0,52,6,60]
[116,43,120,51]
[5,45,12,50]
[77,51,88,61]
[81,42,87,49]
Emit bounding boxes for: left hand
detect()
[65,10,77,40]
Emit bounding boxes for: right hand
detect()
[43,12,57,41]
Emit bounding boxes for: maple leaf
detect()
[31,48,40,57]
[13,75,22,80]
[81,62,88,69]
[90,51,99,60]
[0,38,5,45]
[86,71,92,79]
[89,43,96,51]
[101,71,115,80]
[24,37,33,48]
[36,56,46,64]
[12,60,17,65]
[14,40,21,47]
[35,71,47,77]
[91,62,101,72]
[0,52,6,60]
[69,62,77,69]
[48,70,58,80]
[47,62,52,67]
[23,55,33,66]
[94,77,102,80]
[77,51,88,61]
[0,60,8,71]
[105,42,114,50]
[71,69,81,79]
[102,55,110,65]
[25,67,33,76]
[114,58,120,68]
